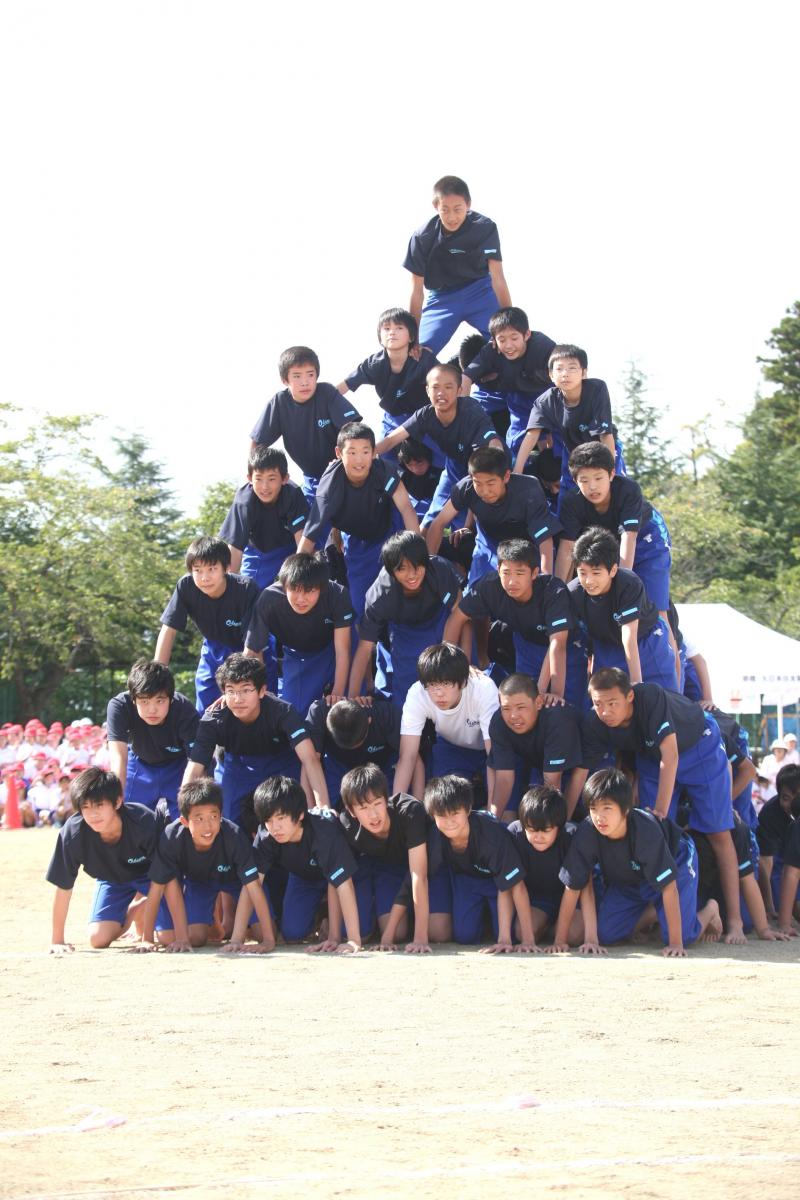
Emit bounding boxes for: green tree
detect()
[0,407,185,719]
[195,478,239,538]
[103,432,189,554]
[614,361,677,501]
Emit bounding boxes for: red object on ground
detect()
[3,774,22,830]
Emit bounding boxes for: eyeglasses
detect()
[224,688,258,702]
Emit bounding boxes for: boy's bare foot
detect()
[697,899,722,942]
[723,919,747,946]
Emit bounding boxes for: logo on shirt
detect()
[126,855,146,865]
[465,718,480,727]
[448,248,466,255]
[225,619,242,627]
[629,860,642,872]
[366,744,384,754]
[165,746,181,754]
[217,864,231,873]
[317,419,331,428]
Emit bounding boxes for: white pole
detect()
[776,694,785,740]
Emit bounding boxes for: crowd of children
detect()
[39,174,800,957]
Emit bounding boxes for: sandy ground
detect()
[1,828,799,1200]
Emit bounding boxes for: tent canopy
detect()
[676,603,800,713]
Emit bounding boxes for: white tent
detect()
[676,603,800,729]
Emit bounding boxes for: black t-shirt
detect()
[705,708,748,767]
[252,808,357,886]
[160,573,259,649]
[460,572,573,647]
[781,816,800,870]
[450,473,561,545]
[568,568,661,647]
[756,797,794,858]
[428,810,523,889]
[249,384,361,480]
[559,476,653,542]
[359,557,460,643]
[305,698,401,769]
[245,582,354,654]
[465,332,556,396]
[488,704,584,774]
[581,683,709,771]
[694,816,756,891]
[219,481,309,554]
[46,803,163,888]
[403,397,499,475]
[400,464,440,504]
[106,692,199,765]
[403,211,502,292]
[560,809,684,892]
[345,349,439,418]
[189,696,310,767]
[149,818,259,886]
[339,793,428,867]
[527,380,613,452]
[303,458,400,546]
[508,822,574,900]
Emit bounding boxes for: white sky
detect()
[2,1,798,514]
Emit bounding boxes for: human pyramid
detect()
[47,176,800,959]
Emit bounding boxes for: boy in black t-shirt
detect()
[107,660,198,819]
[507,785,582,945]
[396,439,442,520]
[156,536,261,712]
[137,778,273,952]
[46,767,165,953]
[220,445,309,591]
[305,697,405,801]
[340,765,452,951]
[757,764,800,918]
[249,345,361,504]
[554,769,721,955]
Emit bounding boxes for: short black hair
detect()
[424,774,473,817]
[185,536,231,572]
[340,764,390,811]
[427,362,461,388]
[248,445,289,476]
[488,307,529,338]
[326,700,370,750]
[278,553,329,592]
[549,344,588,371]
[377,307,418,347]
[468,446,508,478]
[497,538,539,570]
[433,175,470,204]
[498,673,539,701]
[71,767,123,811]
[417,643,470,688]
[573,527,619,571]
[127,659,175,701]
[583,767,633,815]
[337,420,376,451]
[568,442,615,479]
[776,764,800,808]
[278,346,320,381]
[253,775,307,824]
[178,777,223,818]
[396,438,432,467]
[518,784,566,831]
[381,531,429,576]
[459,332,487,370]
[529,448,562,485]
[589,666,632,694]
[215,653,265,691]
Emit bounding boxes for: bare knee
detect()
[429,914,452,944]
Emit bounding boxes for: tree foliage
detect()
[614,361,677,500]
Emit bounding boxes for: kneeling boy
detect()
[508,785,583,946]
[220,445,309,589]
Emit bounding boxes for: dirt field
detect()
[1,828,799,1200]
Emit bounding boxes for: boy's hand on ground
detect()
[130,939,158,954]
[218,940,245,954]
[335,940,362,955]
[777,924,798,937]
[307,939,340,954]
[371,940,398,952]
[515,942,542,954]
[548,941,571,954]
[238,940,275,954]
[479,941,515,955]
[404,941,432,954]
[662,944,687,957]
[757,927,791,941]
[579,941,607,956]
[164,939,193,953]
[49,942,75,956]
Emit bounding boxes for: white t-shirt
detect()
[400,672,499,751]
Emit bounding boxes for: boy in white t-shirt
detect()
[394,643,499,803]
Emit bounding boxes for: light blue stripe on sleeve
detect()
[534,526,548,538]
[551,618,567,627]
[330,867,344,881]
[620,607,639,616]
[505,867,520,881]
[657,721,671,734]
[291,728,305,739]
[656,868,673,882]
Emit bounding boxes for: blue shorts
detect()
[683,655,703,701]
[281,643,336,716]
[512,633,589,710]
[217,750,300,826]
[597,834,701,945]
[354,859,452,936]
[381,411,445,471]
[526,891,559,923]
[380,610,450,707]
[241,543,295,592]
[195,638,235,714]
[637,715,734,834]
[429,740,487,790]
[278,873,328,941]
[344,518,401,619]
[89,876,154,925]
[418,275,498,357]
[592,619,678,692]
[156,879,242,931]
[423,457,468,529]
[125,755,185,820]
[451,871,500,943]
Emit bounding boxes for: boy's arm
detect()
[660,879,686,956]
[731,758,758,800]
[484,739,495,809]
[740,873,791,941]
[50,887,75,954]
[405,842,431,953]
[296,533,317,556]
[480,887,516,953]
[620,620,643,684]
[227,546,243,574]
[540,631,568,698]
[601,433,616,459]
[162,878,193,952]
[653,734,679,819]
[689,653,714,703]
[619,531,637,571]
[552,886,581,952]
[424,500,459,554]
[538,537,554,577]
[375,426,410,458]
[563,768,588,820]
[331,626,352,701]
[295,739,330,808]
[336,381,349,395]
[182,760,208,787]
[513,428,542,474]
[241,879,277,952]
[489,769,515,820]
[408,274,424,327]
[393,733,423,797]
[576,879,605,954]
[554,539,575,582]
[758,855,776,917]
[154,625,178,666]
[512,879,540,951]
[442,601,470,649]
[488,258,511,309]
[391,482,421,533]
[777,865,800,934]
[348,637,376,697]
[108,741,129,790]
